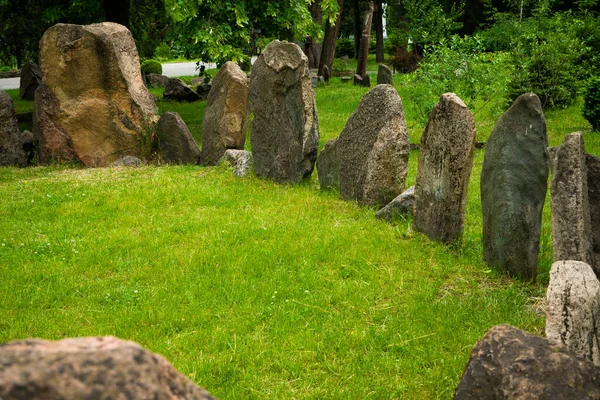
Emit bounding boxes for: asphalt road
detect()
[0,77,20,90]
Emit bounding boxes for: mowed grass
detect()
[0,77,597,399]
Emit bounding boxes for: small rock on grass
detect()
[376,186,414,221]
[223,149,253,177]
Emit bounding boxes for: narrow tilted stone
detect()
[546,260,600,365]
[413,93,476,243]
[156,112,200,164]
[481,93,548,281]
[377,64,393,85]
[249,40,319,183]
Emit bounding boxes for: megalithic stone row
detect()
[413,93,476,243]
[316,84,410,207]
[249,40,320,183]
[480,93,549,281]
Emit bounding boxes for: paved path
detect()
[0,77,20,90]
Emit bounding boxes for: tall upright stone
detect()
[377,64,393,85]
[413,93,476,243]
[316,84,409,207]
[481,93,549,281]
[0,91,35,166]
[200,61,249,166]
[155,112,200,164]
[551,132,594,269]
[249,40,319,183]
[546,260,600,366]
[34,22,157,167]
[587,153,600,274]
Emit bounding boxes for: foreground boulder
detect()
[454,324,600,399]
[34,22,158,166]
[480,93,548,281]
[156,112,200,164]
[0,336,216,400]
[249,40,319,183]
[0,90,35,166]
[164,78,201,102]
[413,93,476,243]
[317,84,409,207]
[19,62,42,101]
[200,62,250,165]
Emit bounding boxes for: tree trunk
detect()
[354,0,361,59]
[374,0,384,63]
[103,0,130,28]
[356,1,374,78]
[304,0,323,69]
[318,0,344,76]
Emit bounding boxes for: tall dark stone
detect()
[587,153,600,273]
[0,90,35,166]
[19,62,42,101]
[156,112,200,164]
[377,64,393,85]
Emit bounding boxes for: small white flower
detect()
[134,290,138,294]
[305,290,309,294]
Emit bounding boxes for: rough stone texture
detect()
[551,132,594,271]
[146,73,169,88]
[200,62,249,166]
[317,84,409,207]
[223,149,253,177]
[196,84,212,101]
[377,64,393,85]
[454,324,600,399]
[413,93,476,243]
[0,90,35,166]
[587,153,600,275]
[156,112,200,164]
[19,62,42,101]
[323,65,330,83]
[164,78,201,102]
[546,260,600,366]
[35,22,158,167]
[481,93,548,281]
[376,186,415,221]
[354,74,370,87]
[316,138,339,190]
[249,40,320,183]
[112,155,142,167]
[0,336,216,400]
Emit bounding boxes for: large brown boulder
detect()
[249,40,320,183]
[0,336,216,399]
[0,90,35,166]
[200,61,250,165]
[34,22,158,167]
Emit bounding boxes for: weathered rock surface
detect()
[196,83,212,101]
[146,73,169,88]
[112,155,142,167]
[0,336,216,400]
[587,153,600,274]
[164,78,201,102]
[377,64,393,85]
[317,84,409,207]
[316,138,339,190]
[376,185,415,221]
[546,260,600,365]
[354,74,371,87]
[34,22,158,166]
[551,132,594,269]
[223,149,253,177]
[413,93,476,243]
[454,324,600,399]
[481,93,548,281]
[19,62,42,101]
[249,40,320,183]
[156,112,200,164]
[200,62,249,166]
[0,90,35,166]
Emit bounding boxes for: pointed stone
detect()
[156,112,200,164]
[377,64,393,85]
[19,62,42,101]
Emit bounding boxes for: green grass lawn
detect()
[0,77,597,399]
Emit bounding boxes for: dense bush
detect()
[141,59,162,75]
[332,58,352,76]
[154,43,171,61]
[583,76,600,131]
[335,38,355,58]
[389,48,421,74]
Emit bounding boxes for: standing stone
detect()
[546,260,600,366]
[200,62,249,166]
[481,93,549,281]
[316,138,340,190]
[551,132,594,270]
[413,93,476,243]
[377,64,393,85]
[164,78,201,102]
[156,112,200,164]
[0,336,216,400]
[34,22,158,167]
[249,40,319,183]
[587,153,600,274]
[0,91,35,166]
[317,84,410,207]
[19,62,42,101]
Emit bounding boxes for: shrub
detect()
[154,43,171,61]
[332,58,352,76]
[141,59,162,75]
[0,65,11,72]
[335,38,355,58]
[389,48,421,74]
[237,56,251,72]
[583,76,600,131]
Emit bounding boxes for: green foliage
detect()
[130,0,169,59]
[335,37,355,58]
[402,0,464,53]
[332,58,352,75]
[389,48,421,74]
[0,66,11,72]
[583,76,600,131]
[154,43,171,61]
[141,59,162,75]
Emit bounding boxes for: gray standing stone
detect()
[249,40,319,183]
[481,93,549,281]
[546,260,600,366]
[316,138,340,190]
[0,90,35,166]
[376,185,415,221]
[223,149,253,177]
[200,62,249,166]
[317,84,410,207]
[551,132,594,270]
[146,73,170,88]
[587,153,600,274]
[377,64,393,85]
[156,112,200,164]
[454,324,600,399]
[0,336,216,400]
[413,93,476,243]
[19,62,42,101]
[164,78,201,102]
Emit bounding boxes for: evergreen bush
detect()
[335,38,355,58]
[141,59,162,75]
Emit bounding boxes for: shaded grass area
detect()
[1,74,597,399]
